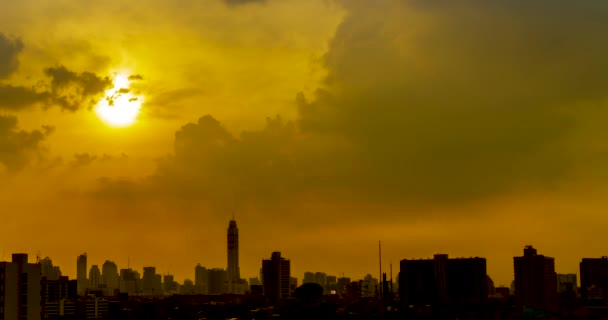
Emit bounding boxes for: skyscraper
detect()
[513,246,558,312]
[101,261,119,295]
[262,252,291,305]
[227,218,240,293]
[77,253,88,295]
[89,265,100,289]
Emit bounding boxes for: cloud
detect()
[0,85,48,110]
[0,33,24,78]
[223,0,266,7]
[0,115,53,171]
[71,153,97,167]
[44,66,112,111]
[97,0,608,212]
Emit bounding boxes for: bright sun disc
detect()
[95,73,143,127]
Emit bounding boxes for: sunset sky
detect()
[2,0,608,286]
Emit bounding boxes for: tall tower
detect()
[227,217,240,292]
[77,253,88,295]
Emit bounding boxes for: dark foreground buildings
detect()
[580,256,608,303]
[399,254,488,307]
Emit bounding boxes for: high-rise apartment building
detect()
[77,253,88,295]
[227,218,240,293]
[89,265,100,290]
[0,254,42,320]
[101,261,119,295]
[208,268,227,295]
[580,256,608,302]
[194,264,208,294]
[513,246,558,312]
[119,269,139,295]
[142,267,162,295]
[399,254,487,306]
[262,252,291,305]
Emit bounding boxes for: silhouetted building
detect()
[227,218,241,294]
[0,261,18,320]
[181,279,195,295]
[1,254,42,320]
[262,252,291,305]
[143,267,162,295]
[362,274,378,297]
[77,253,88,295]
[337,277,351,296]
[580,256,608,302]
[513,246,558,312]
[163,274,177,294]
[249,277,261,286]
[399,254,487,307]
[557,273,577,294]
[303,272,315,284]
[40,257,62,281]
[327,275,337,294]
[41,276,77,303]
[208,268,227,294]
[290,277,298,295]
[101,260,119,295]
[194,264,208,294]
[89,265,100,290]
[119,268,139,295]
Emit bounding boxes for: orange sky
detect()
[2,0,608,286]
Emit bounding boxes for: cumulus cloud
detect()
[44,66,112,111]
[0,35,114,111]
[0,115,53,171]
[0,64,113,111]
[98,0,608,210]
[0,33,23,78]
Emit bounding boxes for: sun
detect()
[95,73,143,127]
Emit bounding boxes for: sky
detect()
[2,0,608,286]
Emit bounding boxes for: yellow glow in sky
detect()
[95,73,143,127]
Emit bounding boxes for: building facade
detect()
[262,252,291,305]
[77,253,88,295]
[399,254,488,307]
[580,256,608,302]
[513,246,558,312]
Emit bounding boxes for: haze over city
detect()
[3,0,608,290]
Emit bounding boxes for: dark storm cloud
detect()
[0,115,53,171]
[98,0,608,207]
[0,33,23,78]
